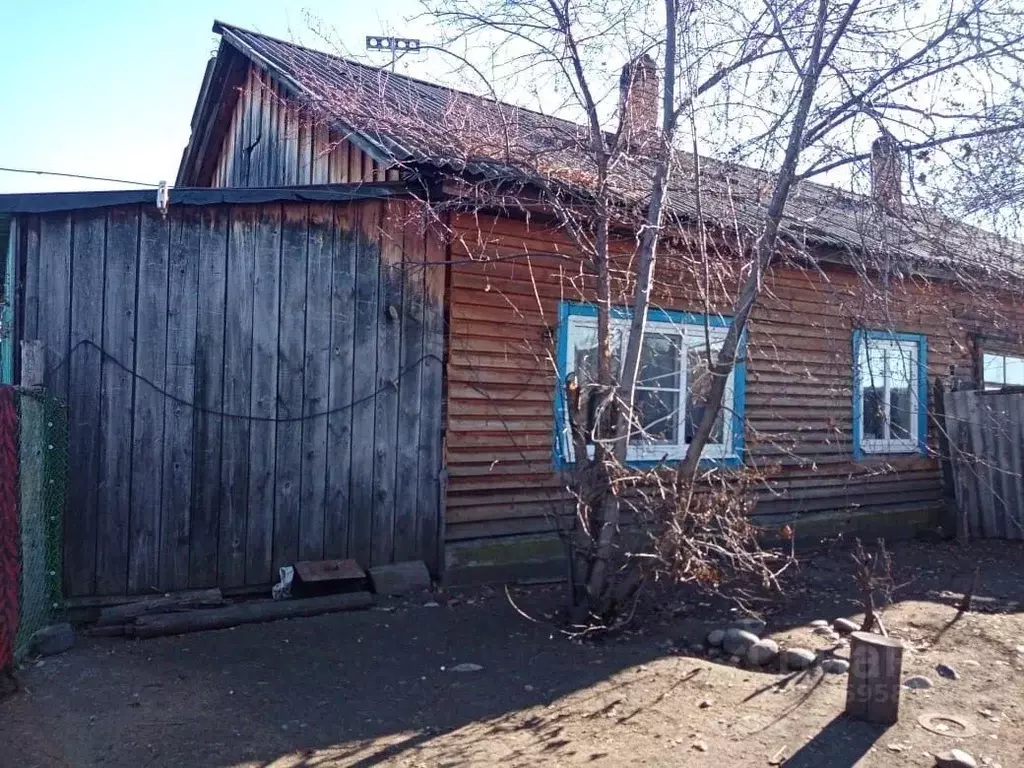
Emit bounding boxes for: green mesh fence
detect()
[14,389,66,660]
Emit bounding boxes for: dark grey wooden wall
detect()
[16,198,445,597]
[944,388,1024,541]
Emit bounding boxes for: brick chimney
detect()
[619,54,658,149]
[870,132,903,213]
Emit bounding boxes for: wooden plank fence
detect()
[943,388,1024,540]
[15,197,445,597]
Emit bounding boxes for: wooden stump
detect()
[845,631,904,724]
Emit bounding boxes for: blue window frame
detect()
[554,301,745,469]
[852,329,928,459]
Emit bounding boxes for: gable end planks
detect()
[207,64,399,188]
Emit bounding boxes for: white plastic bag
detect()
[272,565,294,600]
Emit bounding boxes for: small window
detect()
[982,352,1024,390]
[558,304,743,465]
[853,331,926,456]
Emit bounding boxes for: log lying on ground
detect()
[130,592,375,638]
[96,588,225,627]
[86,624,129,638]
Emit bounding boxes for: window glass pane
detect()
[862,343,887,390]
[862,387,886,440]
[1005,355,1024,386]
[889,386,912,439]
[983,353,1004,387]
[685,340,724,445]
[887,343,913,440]
[638,333,681,389]
[571,325,620,386]
[632,389,679,444]
[860,339,886,441]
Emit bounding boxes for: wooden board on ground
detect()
[293,559,366,583]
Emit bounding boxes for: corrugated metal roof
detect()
[211,21,1023,279]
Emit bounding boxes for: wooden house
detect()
[1,21,1022,598]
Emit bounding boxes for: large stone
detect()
[821,658,850,675]
[707,629,726,647]
[31,623,75,657]
[832,617,860,635]
[782,647,817,670]
[903,675,933,690]
[810,619,830,629]
[746,639,780,667]
[934,749,978,768]
[728,617,767,636]
[936,663,960,680]
[722,628,760,656]
[369,561,432,596]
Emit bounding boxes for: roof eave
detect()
[175,39,249,186]
[0,182,414,215]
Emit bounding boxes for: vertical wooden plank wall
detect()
[394,212,425,563]
[299,204,333,560]
[209,64,394,188]
[348,202,381,566]
[945,389,1024,541]
[273,206,308,570]
[246,206,282,586]
[219,207,255,587]
[22,198,445,597]
[324,206,357,558]
[418,219,446,573]
[67,211,104,596]
[96,208,138,595]
[129,210,170,594]
[160,209,200,590]
[191,207,228,588]
[372,201,404,565]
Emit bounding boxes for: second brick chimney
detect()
[870,132,903,213]
[619,54,658,149]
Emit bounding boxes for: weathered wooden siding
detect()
[945,389,1024,540]
[443,212,1020,542]
[208,64,399,188]
[17,198,444,597]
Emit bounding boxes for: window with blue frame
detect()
[556,302,745,465]
[853,330,928,456]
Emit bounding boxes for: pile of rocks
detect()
[698,615,862,674]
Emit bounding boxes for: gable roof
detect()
[179,21,1024,281]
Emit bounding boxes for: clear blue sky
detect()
[0,0,425,193]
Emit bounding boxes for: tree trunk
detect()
[677,0,836,486]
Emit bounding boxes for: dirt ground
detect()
[2,539,1022,767]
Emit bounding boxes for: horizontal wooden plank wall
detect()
[17,198,444,597]
[209,64,400,188]
[944,389,1024,540]
[442,211,1024,542]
